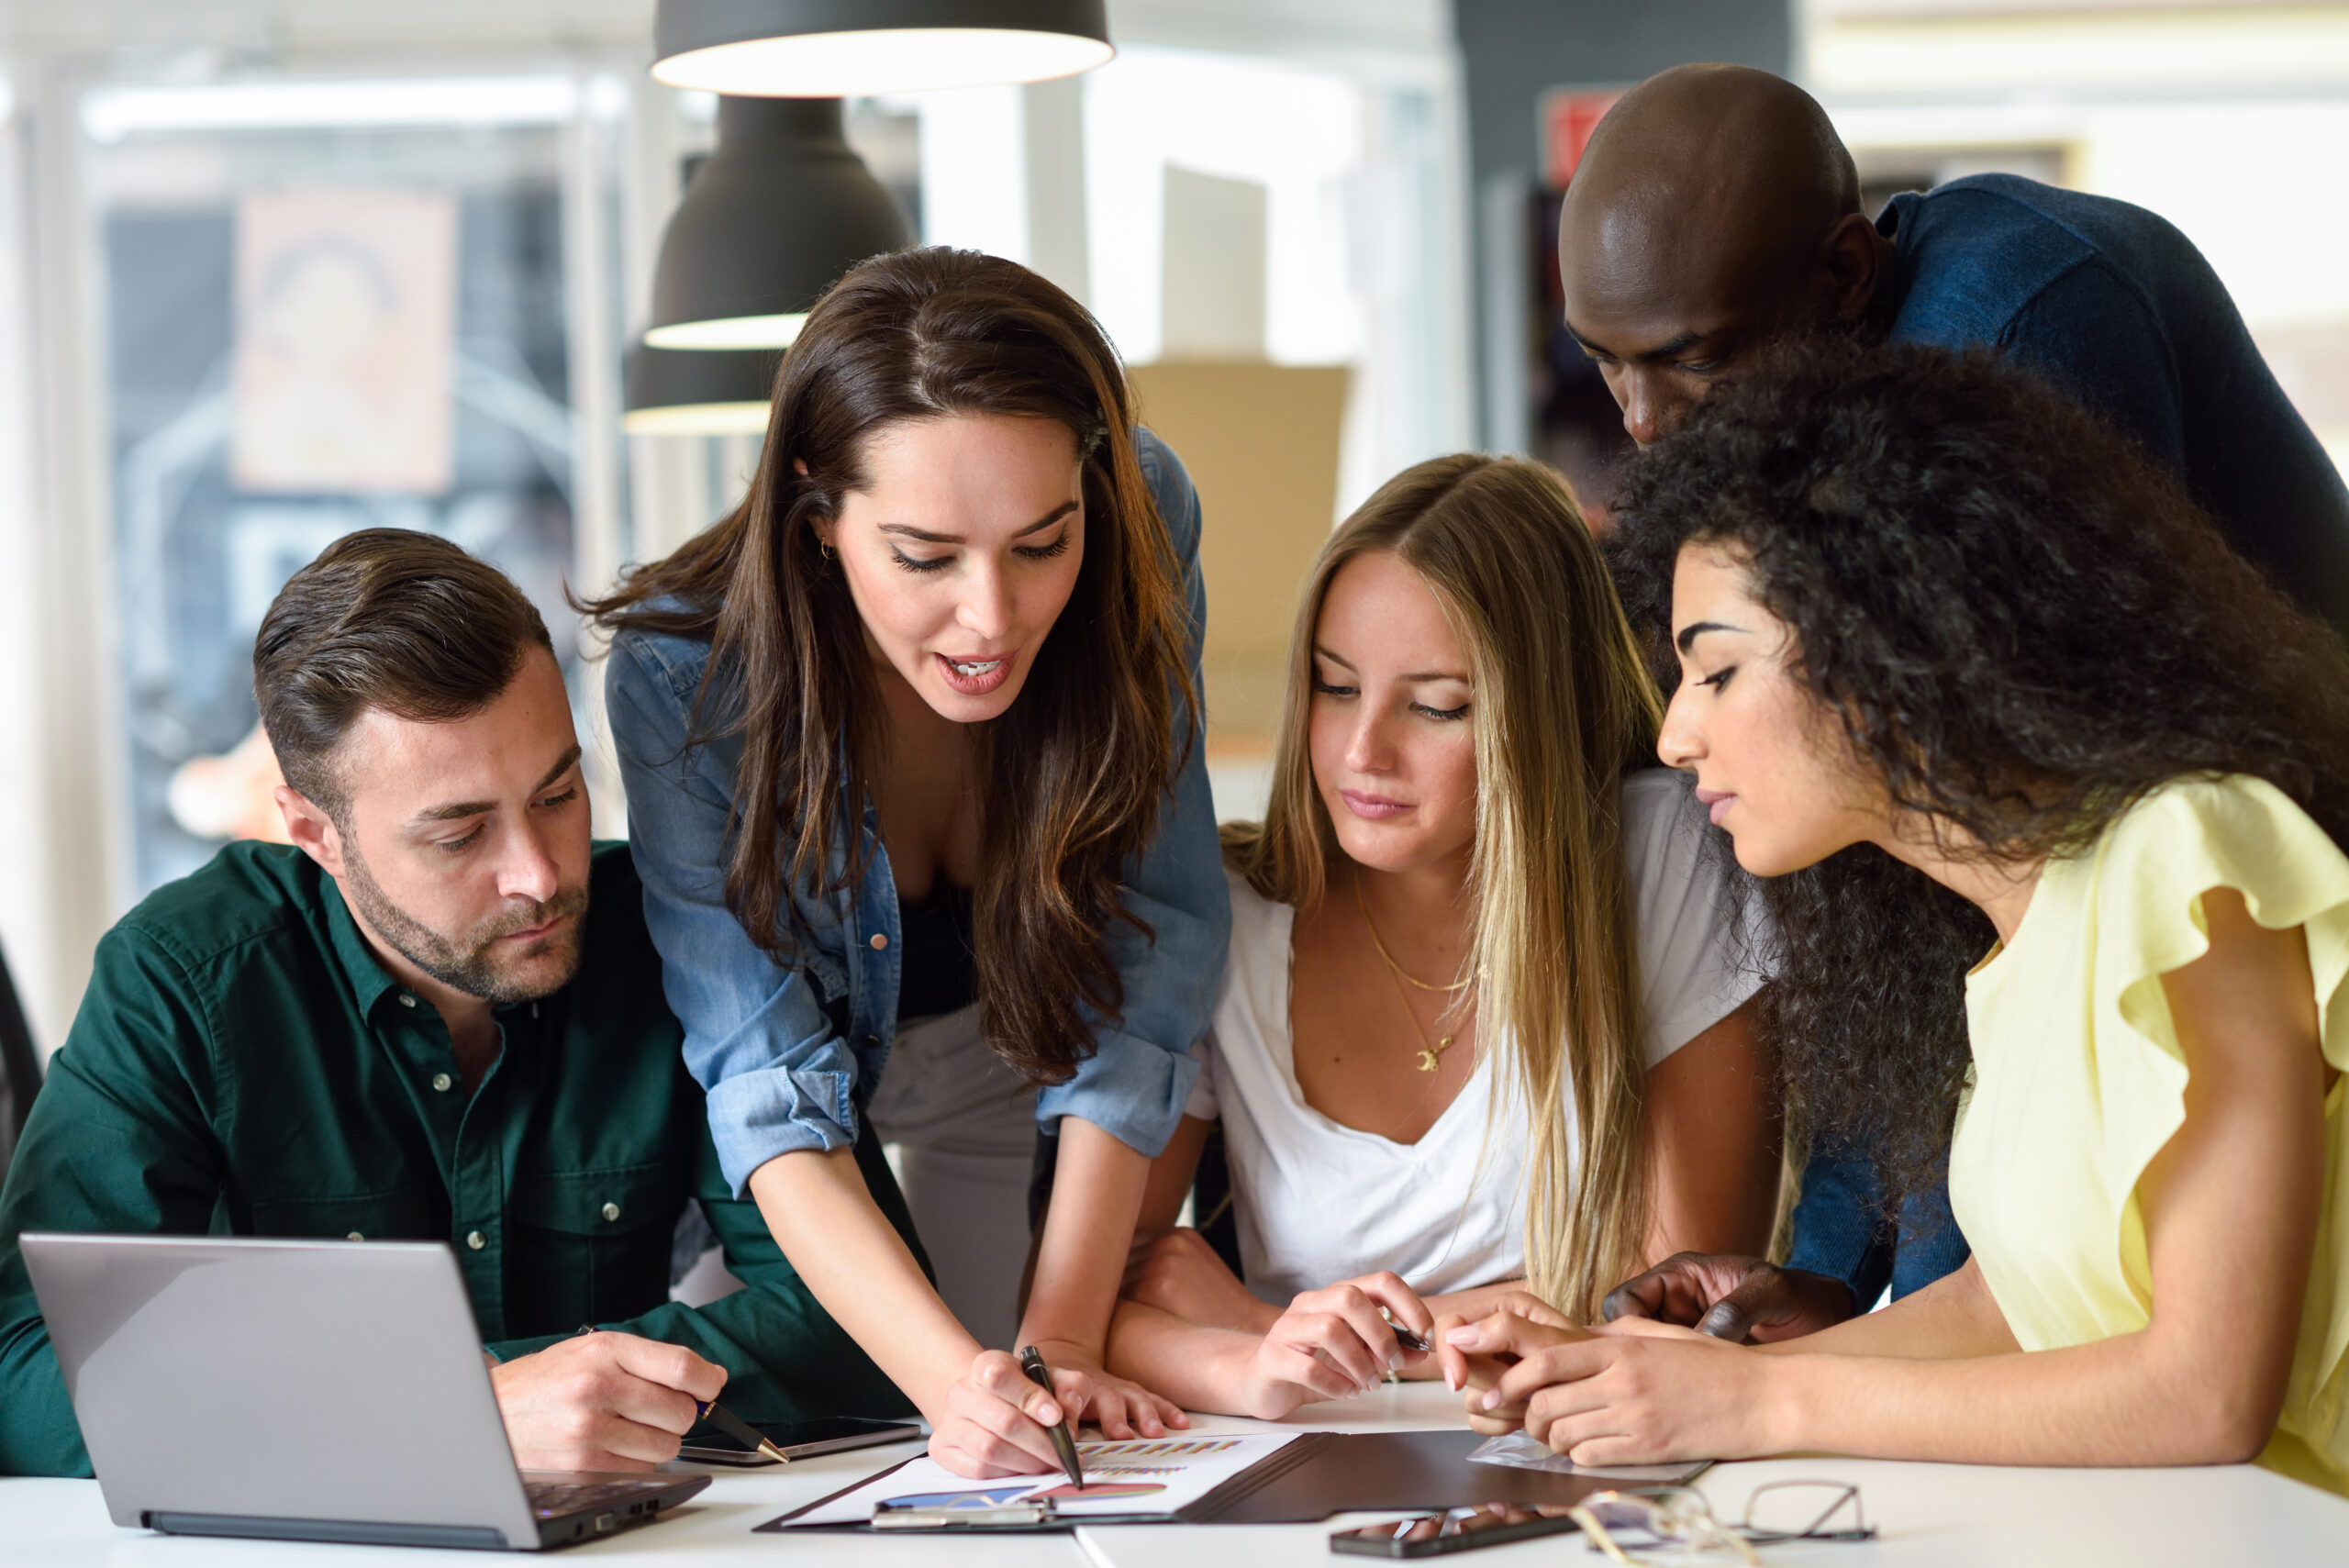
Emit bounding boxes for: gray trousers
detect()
[864,1004,1037,1351]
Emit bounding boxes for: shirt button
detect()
[601,1202,621,1222]
[869,932,888,951]
[398,993,417,1008]
[347,1231,364,1241]
[466,1230,486,1251]
[431,1072,453,1093]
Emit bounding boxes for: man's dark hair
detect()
[1607,339,2349,1218]
[255,528,554,817]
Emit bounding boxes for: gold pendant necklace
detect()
[1382,958,1460,1073]
[1356,875,1466,1073]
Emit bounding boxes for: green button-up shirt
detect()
[0,840,912,1476]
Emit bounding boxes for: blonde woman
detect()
[1101,455,1781,1420]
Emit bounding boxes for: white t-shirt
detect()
[1186,768,1762,1305]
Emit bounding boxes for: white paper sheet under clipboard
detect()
[764,1433,1307,1530]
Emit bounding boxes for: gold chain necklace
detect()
[1353,873,1470,1073]
[1353,873,1472,992]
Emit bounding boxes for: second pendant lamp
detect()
[645,95,914,353]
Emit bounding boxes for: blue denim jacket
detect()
[606,428,1232,1195]
[1784,1143,1971,1308]
[1886,173,2349,637]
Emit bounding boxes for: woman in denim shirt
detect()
[591,250,1230,1477]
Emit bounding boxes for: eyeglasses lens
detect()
[1742,1481,1870,1542]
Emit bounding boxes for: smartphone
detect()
[1329,1504,1583,1558]
[677,1416,924,1466]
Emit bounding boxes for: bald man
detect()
[1562,63,2349,636]
[1574,63,2349,1344]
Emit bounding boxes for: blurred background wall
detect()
[2,0,2346,1060]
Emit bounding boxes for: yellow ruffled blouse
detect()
[1950,774,2349,1495]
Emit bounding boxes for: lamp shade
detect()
[644,96,913,351]
[652,0,1112,96]
[622,343,783,435]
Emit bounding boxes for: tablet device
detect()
[678,1416,923,1466]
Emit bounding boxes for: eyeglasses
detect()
[1566,1482,1874,1564]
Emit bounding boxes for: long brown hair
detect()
[1224,454,1663,1316]
[585,248,1197,1084]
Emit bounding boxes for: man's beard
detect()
[339,845,590,1006]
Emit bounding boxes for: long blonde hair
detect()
[1222,454,1662,1317]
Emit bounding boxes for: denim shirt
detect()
[1783,1142,1971,1309]
[1885,172,2349,638]
[607,428,1231,1195]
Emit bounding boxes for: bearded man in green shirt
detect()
[0,529,912,1477]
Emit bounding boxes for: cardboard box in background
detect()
[1128,361,1351,755]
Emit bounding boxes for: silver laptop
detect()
[23,1233,709,1550]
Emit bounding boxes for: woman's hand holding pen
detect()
[1233,1272,1434,1419]
[925,1347,1082,1478]
[1017,1336,1189,1441]
[924,1340,1189,1478]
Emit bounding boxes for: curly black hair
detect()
[1607,339,2349,1215]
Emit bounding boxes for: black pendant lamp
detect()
[644,96,913,351]
[622,344,782,435]
[653,0,1112,96]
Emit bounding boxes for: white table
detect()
[6,1384,2344,1563]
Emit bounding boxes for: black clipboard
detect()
[753,1429,1711,1533]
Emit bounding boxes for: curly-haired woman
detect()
[1440,341,2349,1496]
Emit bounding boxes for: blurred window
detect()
[85,79,623,893]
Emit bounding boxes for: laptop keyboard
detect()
[526,1480,666,1518]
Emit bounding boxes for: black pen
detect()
[1382,1307,1431,1354]
[1016,1344,1086,1491]
[573,1324,789,1465]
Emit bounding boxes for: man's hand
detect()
[1127,1228,1280,1335]
[489,1331,726,1472]
[1233,1273,1434,1419]
[1598,1253,1855,1343]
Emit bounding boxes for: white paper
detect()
[780,1432,1304,1526]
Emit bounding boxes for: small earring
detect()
[818,539,836,562]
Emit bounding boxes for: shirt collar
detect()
[321,873,409,1019]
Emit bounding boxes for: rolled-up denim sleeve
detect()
[606,632,862,1195]
[1034,429,1232,1156]
[1784,1141,1897,1307]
